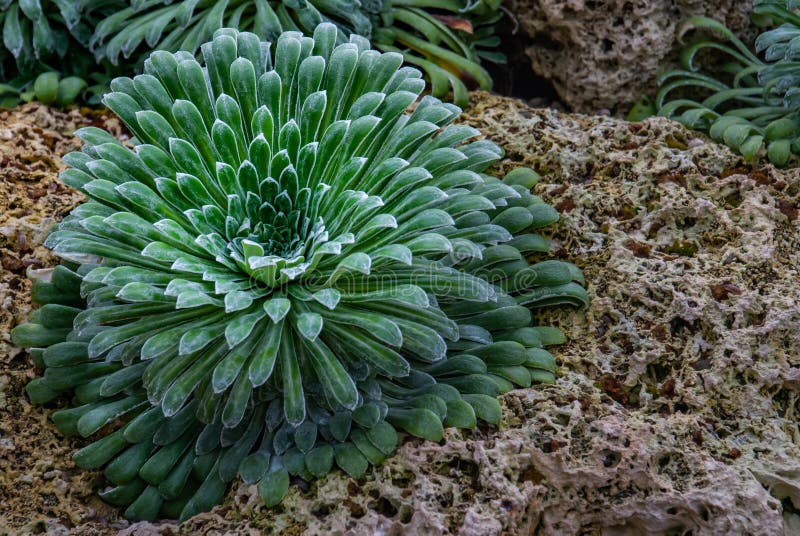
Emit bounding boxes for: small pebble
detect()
[687,138,705,148]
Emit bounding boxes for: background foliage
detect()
[0,0,503,107]
[0,0,120,106]
[655,0,800,166]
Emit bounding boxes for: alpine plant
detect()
[11,24,588,521]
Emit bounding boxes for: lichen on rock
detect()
[2,93,800,534]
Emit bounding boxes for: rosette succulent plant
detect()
[11,24,587,521]
[657,0,800,166]
[91,0,500,106]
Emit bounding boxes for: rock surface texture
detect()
[1,93,799,534]
[506,0,756,112]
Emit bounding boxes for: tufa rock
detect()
[506,0,756,112]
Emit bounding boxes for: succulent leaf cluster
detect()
[656,0,800,166]
[11,24,587,521]
[0,0,503,107]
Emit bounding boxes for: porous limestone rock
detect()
[506,0,756,112]
[2,94,800,535]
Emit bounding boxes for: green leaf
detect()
[294,420,317,453]
[462,394,502,424]
[365,421,398,455]
[386,408,443,441]
[158,449,194,500]
[213,337,256,393]
[258,467,290,507]
[221,373,252,428]
[768,139,792,166]
[352,403,380,427]
[105,441,154,485]
[179,325,222,356]
[301,337,358,410]
[124,406,166,443]
[740,135,764,161]
[124,485,162,521]
[351,429,385,464]
[323,322,410,377]
[765,117,797,141]
[139,434,192,485]
[160,344,227,417]
[12,323,69,348]
[3,4,24,57]
[305,445,334,478]
[99,361,149,396]
[296,312,323,341]
[264,298,291,323]
[179,462,227,521]
[248,320,282,387]
[224,310,265,348]
[73,428,129,469]
[42,341,88,367]
[329,411,352,442]
[219,410,262,477]
[26,378,58,404]
[323,307,402,347]
[444,398,477,429]
[503,167,540,189]
[327,252,371,283]
[55,77,88,107]
[334,443,368,478]
[280,329,305,425]
[311,288,340,309]
[100,479,147,507]
[240,450,271,484]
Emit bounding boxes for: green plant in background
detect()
[90,0,501,106]
[1,0,91,75]
[626,95,657,122]
[0,0,503,108]
[11,24,587,521]
[656,0,800,166]
[0,71,88,108]
[0,0,123,106]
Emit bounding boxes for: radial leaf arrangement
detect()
[656,0,800,166]
[11,24,587,521]
[91,0,501,106]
